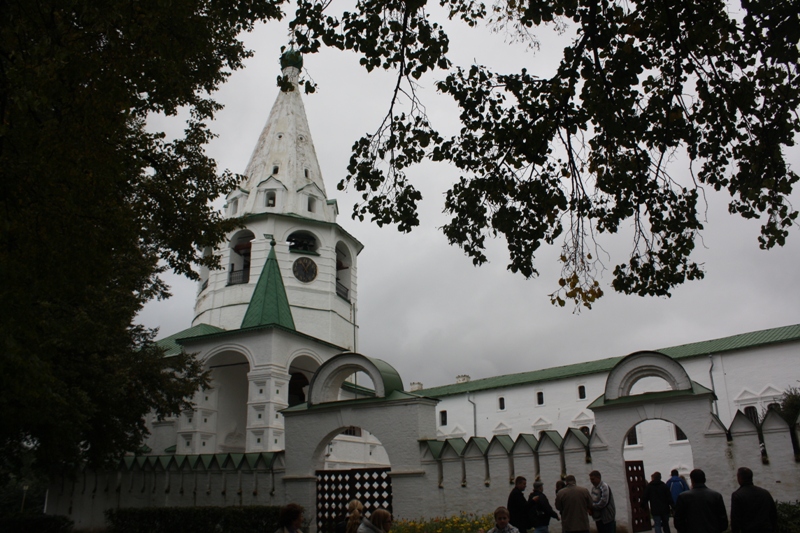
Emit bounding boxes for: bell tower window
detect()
[335,242,352,301]
[228,230,254,285]
[230,198,239,216]
[287,231,318,254]
[272,165,279,174]
[266,191,276,207]
[307,196,316,212]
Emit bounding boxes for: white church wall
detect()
[536,436,562,492]
[511,441,536,482]
[677,343,798,426]
[761,411,800,496]
[435,373,610,442]
[432,341,798,483]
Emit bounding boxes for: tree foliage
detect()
[290,0,800,309]
[0,0,284,473]
[778,385,800,427]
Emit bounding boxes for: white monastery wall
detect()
[51,416,800,532]
[436,371,609,440]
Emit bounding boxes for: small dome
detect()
[280,50,303,70]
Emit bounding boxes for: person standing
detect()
[673,469,728,533]
[357,509,392,533]
[642,472,672,533]
[508,476,529,533]
[527,480,559,533]
[589,470,616,533]
[336,500,364,533]
[666,469,689,505]
[554,474,593,533]
[730,466,778,533]
[276,504,305,533]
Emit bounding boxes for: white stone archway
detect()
[282,353,438,530]
[588,351,727,533]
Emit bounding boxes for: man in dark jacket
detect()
[673,469,728,533]
[642,472,672,533]
[730,467,778,533]
[528,480,559,533]
[508,476,529,533]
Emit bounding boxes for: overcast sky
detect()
[139,10,800,390]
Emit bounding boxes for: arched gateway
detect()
[588,351,727,532]
[282,353,438,533]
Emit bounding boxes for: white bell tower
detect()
[193,51,363,350]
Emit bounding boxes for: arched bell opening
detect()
[228,230,255,286]
[288,354,321,407]
[335,241,353,301]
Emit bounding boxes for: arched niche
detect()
[604,350,693,401]
[307,352,403,406]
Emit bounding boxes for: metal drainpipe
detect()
[709,354,719,417]
[467,393,477,437]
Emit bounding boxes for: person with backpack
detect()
[666,470,689,505]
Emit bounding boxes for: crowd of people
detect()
[643,466,778,533]
[498,471,615,533]
[276,465,777,533]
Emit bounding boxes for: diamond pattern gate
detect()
[316,468,392,533]
[625,460,652,532]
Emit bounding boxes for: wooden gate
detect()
[625,461,651,532]
[316,468,392,533]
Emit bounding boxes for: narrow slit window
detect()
[439,410,447,426]
[536,391,544,405]
[498,397,505,410]
[272,165,279,174]
[578,385,586,399]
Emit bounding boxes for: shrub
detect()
[391,512,493,533]
[0,513,73,533]
[105,505,281,533]
[777,500,800,533]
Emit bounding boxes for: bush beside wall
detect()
[106,505,281,533]
[777,501,800,533]
[0,513,73,533]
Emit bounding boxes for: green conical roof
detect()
[241,241,296,330]
[280,49,303,70]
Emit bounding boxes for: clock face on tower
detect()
[292,257,317,283]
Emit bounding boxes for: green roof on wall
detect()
[419,323,800,398]
[156,323,225,356]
